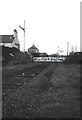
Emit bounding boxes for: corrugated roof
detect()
[0,35,14,43]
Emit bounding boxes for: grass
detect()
[2,63,80,118]
[28,63,56,89]
[40,63,80,118]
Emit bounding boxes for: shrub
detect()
[2,46,31,66]
[65,52,82,64]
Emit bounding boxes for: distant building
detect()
[0,29,20,50]
[39,52,48,57]
[28,44,39,54]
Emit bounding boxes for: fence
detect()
[33,57,65,62]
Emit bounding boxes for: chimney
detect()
[14,29,18,39]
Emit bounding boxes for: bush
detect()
[2,46,31,66]
[65,52,82,64]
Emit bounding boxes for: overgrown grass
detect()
[2,63,80,118]
[28,63,57,92]
[50,64,80,89]
[2,46,32,66]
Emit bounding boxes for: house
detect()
[0,29,20,50]
[28,44,39,54]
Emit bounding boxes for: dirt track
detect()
[2,62,80,118]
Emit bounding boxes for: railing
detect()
[33,57,65,62]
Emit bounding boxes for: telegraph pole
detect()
[75,45,77,52]
[57,46,59,55]
[19,20,25,52]
[67,42,69,56]
[24,20,25,52]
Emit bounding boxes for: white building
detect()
[0,29,20,50]
[28,44,39,54]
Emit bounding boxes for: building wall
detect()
[12,40,20,50]
[4,43,13,48]
[28,48,39,54]
[0,33,20,50]
[0,35,14,43]
[13,30,20,48]
[0,36,2,43]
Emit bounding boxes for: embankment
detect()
[2,63,80,118]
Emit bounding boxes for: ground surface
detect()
[2,62,80,118]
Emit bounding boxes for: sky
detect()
[0,0,81,55]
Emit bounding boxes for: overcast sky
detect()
[0,0,81,54]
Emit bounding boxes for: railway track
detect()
[2,62,51,99]
[2,63,80,118]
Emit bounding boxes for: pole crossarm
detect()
[19,25,25,31]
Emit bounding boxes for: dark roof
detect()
[0,35,14,43]
[28,45,38,50]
